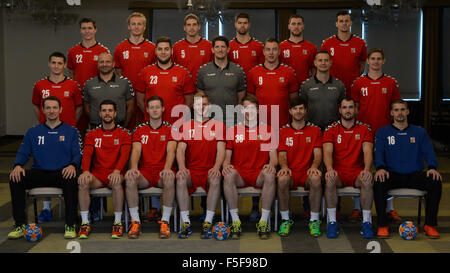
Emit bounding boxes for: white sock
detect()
[129,206,140,223]
[327,208,337,223]
[229,208,240,223]
[180,210,190,224]
[161,206,172,223]
[205,210,215,224]
[114,212,122,223]
[43,201,52,211]
[354,197,361,210]
[386,198,394,212]
[280,210,290,221]
[310,212,320,222]
[151,196,160,209]
[363,210,372,223]
[260,209,271,223]
[81,211,89,224]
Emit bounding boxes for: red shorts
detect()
[235,168,263,189]
[336,168,362,187]
[188,169,209,195]
[139,168,163,188]
[291,170,308,189]
[91,168,124,186]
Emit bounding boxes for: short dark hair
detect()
[146,96,164,107]
[390,99,408,110]
[288,14,304,24]
[79,17,96,28]
[289,97,307,110]
[242,93,258,106]
[49,52,66,63]
[264,37,279,47]
[338,96,356,107]
[212,36,229,48]
[99,99,117,111]
[156,36,172,48]
[235,12,250,22]
[336,10,352,21]
[315,50,331,59]
[368,48,385,59]
[43,96,61,109]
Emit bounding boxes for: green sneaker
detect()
[278,220,294,237]
[64,224,77,239]
[8,224,26,239]
[230,220,241,239]
[256,221,270,239]
[309,220,322,237]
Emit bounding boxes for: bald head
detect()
[98,52,114,75]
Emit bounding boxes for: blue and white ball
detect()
[212,222,230,241]
[24,223,42,242]
[399,221,417,240]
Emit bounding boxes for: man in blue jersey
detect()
[8,96,81,239]
[374,99,442,238]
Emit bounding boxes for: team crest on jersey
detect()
[94,55,99,61]
[382,88,387,94]
[172,76,178,82]
[210,131,216,137]
[144,52,148,58]
[59,136,65,142]
[252,51,256,56]
[114,139,119,145]
[279,77,285,83]
[355,134,360,140]
[200,50,205,56]
[306,137,311,143]
[64,91,70,97]
[410,137,416,143]
[351,48,356,53]
[257,134,261,140]
[161,135,166,141]
[303,49,308,55]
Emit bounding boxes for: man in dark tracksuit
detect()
[8,96,81,240]
[374,99,442,238]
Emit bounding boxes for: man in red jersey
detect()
[32,52,83,223]
[124,96,177,239]
[321,10,367,96]
[175,91,226,239]
[322,97,374,239]
[247,38,299,128]
[77,100,131,239]
[222,94,278,240]
[114,12,157,129]
[351,48,402,223]
[279,14,317,85]
[228,12,264,76]
[136,36,195,125]
[67,17,110,134]
[277,97,323,237]
[172,13,213,83]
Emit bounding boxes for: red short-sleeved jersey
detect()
[226,123,274,170]
[320,35,367,95]
[32,77,82,127]
[82,125,131,171]
[279,39,317,85]
[278,123,322,173]
[178,119,226,171]
[351,74,401,134]
[322,121,373,170]
[114,39,156,88]
[228,38,264,76]
[135,63,196,124]
[132,121,174,169]
[172,38,213,83]
[247,64,299,127]
[67,42,110,89]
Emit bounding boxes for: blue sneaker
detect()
[37,209,53,223]
[361,222,375,239]
[200,222,212,239]
[326,221,339,238]
[178,222,193,239]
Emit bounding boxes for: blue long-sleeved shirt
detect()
[14,122,82,171]
[375,124,438,174]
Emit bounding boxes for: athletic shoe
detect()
[361,222,375,239]
[37,209,53,223]
[249,208,260,223]
[64,225,77,239]
[424,225,440,239]
[230,220,241,239]
[278,220,294,237]
[111,222,123,239]
[77,223,92,239]
[127,221,142,239]
[348,209,361,223]
[256,221,270,240]
[309,220,322,237]
[178,222,193,239]
[302,211,311,222]
[387,210,402,224]
[145,208,161,223]
[201,221,212,239]
[377,226,390,238]
[158,220,171,239]
[7,224,26,239]
[326,221,339,238]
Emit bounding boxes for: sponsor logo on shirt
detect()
[207,73,216,77]
[132,47,141,49]
[94,55,99,61]
[59,136,65,142]
[252,50,256,56]
[328,87,337,90]
[355,134,360,140]
[52,86,62,89]
[189,45,198,48]
[309,87,319,91]
[225,72,234,76]
[92,86,101,90]
[279,77,285,83]
[144,52,148,58]
[114,139,120,145]
[382,88,387,94]
[410,137,415,143]
[344,130,353,134]
[64,91,70,97]
[109,84,119,88]
[210,131,216,137]
[172,76,178,82]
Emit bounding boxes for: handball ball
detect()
[212,222,230,241]
[399,221,417,240]
[24,223,43,242]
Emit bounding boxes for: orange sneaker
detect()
[158,220,171,239]
[424,225,440,238]
[387,210,402,224]
[78,223,92,239]
[127,221,142,239]
[111,222,123,239]
[145,208,161,223]
[348,209,361,223]
[377,226,390,238]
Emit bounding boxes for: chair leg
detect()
[173,200,178,233]
[225,202,229,224]
[124,202,129,233]
[100,197,104,221]
[418,197,422,227]
[33,198,38,224]
[274,199,278,232]
[58,197,63,219]
[220,197,224,223]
